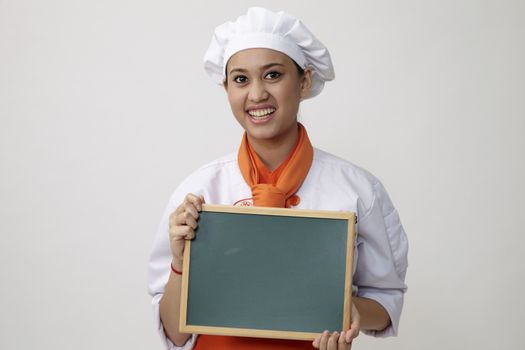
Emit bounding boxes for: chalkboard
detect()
[179,204,356,341]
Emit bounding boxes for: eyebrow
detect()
[228,62,285,75]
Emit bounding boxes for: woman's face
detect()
[224,48,311,144]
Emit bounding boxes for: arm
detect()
[159,260,191,346]
[353,296,390,331]
[159,194,205,347]
[353,179,408,338]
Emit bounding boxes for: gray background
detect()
[1,0,524,349]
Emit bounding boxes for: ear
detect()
[222,79,228,92]
[299,69,313,99]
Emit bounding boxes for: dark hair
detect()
[294,61,305,76]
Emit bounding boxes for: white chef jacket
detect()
[148,148,408,350]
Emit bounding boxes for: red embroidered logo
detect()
[233,198,253,207]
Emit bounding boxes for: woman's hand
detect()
[168,193,205,270]
[312,302,360,349]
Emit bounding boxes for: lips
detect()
[246,105,276,123]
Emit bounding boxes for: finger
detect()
[319,330,329,350]
[312,334,321,349]
[169,207,183,226]
[344,328,358,344]
[327,332,338,350]
[184,201,200,220]
[171,194,204,227]
[184,193,204,212]
[173,207,198,226]
[183,211,198,229]
[337,331,348,350]
[173,194,201,221]
[184,227,196,240]
[170,225,195,240]
[344,330,352,344]
[346,304,360,343]
[172,212,188,226]
[170,202,190,226]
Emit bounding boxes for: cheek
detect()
[275,84,301,111]
[227,91,241,111]
[227,91,247,124]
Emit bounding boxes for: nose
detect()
[248,80,269,102]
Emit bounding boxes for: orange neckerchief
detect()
[248,133,297,185]
[237,123,313,208]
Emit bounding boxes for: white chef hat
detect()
[203,7,335,98]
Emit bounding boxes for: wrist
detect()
[171,259,183,273]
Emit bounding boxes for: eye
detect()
[264,71,282,80]
[233,75,248,84]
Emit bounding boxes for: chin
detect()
[246,129,278,141]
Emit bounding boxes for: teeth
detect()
[248,108,275,118]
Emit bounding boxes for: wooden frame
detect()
[179,204,356,341]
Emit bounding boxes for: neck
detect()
[247,124,299,171]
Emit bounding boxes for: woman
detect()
[148,7,408,350]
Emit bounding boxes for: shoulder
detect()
[180,152,238,183]
[312,148,380,185]
[192,152,238,175]
[167,152,243,205]
[314,149,401,223]
[309,148,381,210]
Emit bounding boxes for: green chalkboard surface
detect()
[179,204,355,341]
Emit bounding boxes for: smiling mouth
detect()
[247,108,276,119]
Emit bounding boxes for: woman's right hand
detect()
[168,193,205,270]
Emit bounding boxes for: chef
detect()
[148,7,408,350]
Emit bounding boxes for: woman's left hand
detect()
[312,302,360,349]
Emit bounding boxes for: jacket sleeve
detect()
[353,179,409,337]
[147,186,202,350]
